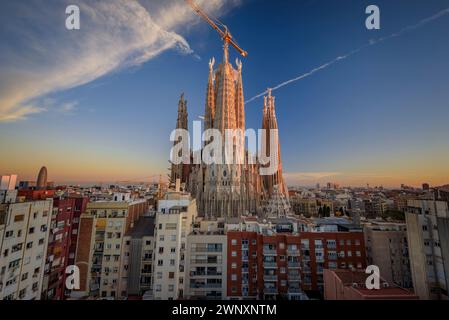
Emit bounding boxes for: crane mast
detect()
[185,0,248,57]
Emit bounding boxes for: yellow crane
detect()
[185,0,248,57]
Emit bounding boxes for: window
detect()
[159,247,164,254]
[170,235,176,241]
[159,224,162,230]
[170,247,176,253]
[157,272,162,279]
[26,242,33,249]
[231,251,237,257]
[29,227,35,234]
[169,272,175,279]
[231,274,237,281]
[14,215,24,222]
[166,223,177,230]
[170,259,175,266]
[159,235,164,241]
[231,239,237,245]
[168,285,174,292]
[157,260,163,266]
[11,243,22,253]
[155,285,162,292]
[231,262,237,269]
[5,231,13,238]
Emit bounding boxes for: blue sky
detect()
[1,0,448,187]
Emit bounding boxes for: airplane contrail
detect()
[245,7,449,104]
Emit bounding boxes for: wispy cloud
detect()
[0,0,238,122]
[246,7,449,104]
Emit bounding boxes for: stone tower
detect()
[170,94,188,185]
[261,89,288,199]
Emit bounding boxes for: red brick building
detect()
[226,225,366,299]
[40,195,88,300]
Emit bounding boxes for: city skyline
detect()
[1,0,449,187]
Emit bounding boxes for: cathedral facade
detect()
[170,43,288,219]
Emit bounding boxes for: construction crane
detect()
[185,0,248,57]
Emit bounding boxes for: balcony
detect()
[263,249,277,255]
[263,262,277,269]
[190,283,222,289]
[263,287,278,294]
[263,275,278,281]
[288,287,302,294]
[287,262,300,268]
[288,274,301,281]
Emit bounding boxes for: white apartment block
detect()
[0,197,53,300]
[185,234,227,299]
[152,191,197,300]
[406,199,449,300]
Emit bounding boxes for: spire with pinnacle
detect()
[204,58,215,130]
[261,89,288,199]
[234,58,245,130]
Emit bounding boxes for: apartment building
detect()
[364,221,412,288]
[406,199,449,299]
[152,191,197,300]
[0,195,53,300]
[40,196,87,300]
[226,217,366,300]
[291,198,318,217]
[184,219,227,300]
[121,214,155,297]
[74,193,147,299]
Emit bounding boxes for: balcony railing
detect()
[263,262,277,268]
[263,275,278,281]
[288,274,301,281]
[190,283,222,289]
[287,249,300,256]
[263,287,278,294]
[263,249,277,255]
[287,262,300,268]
